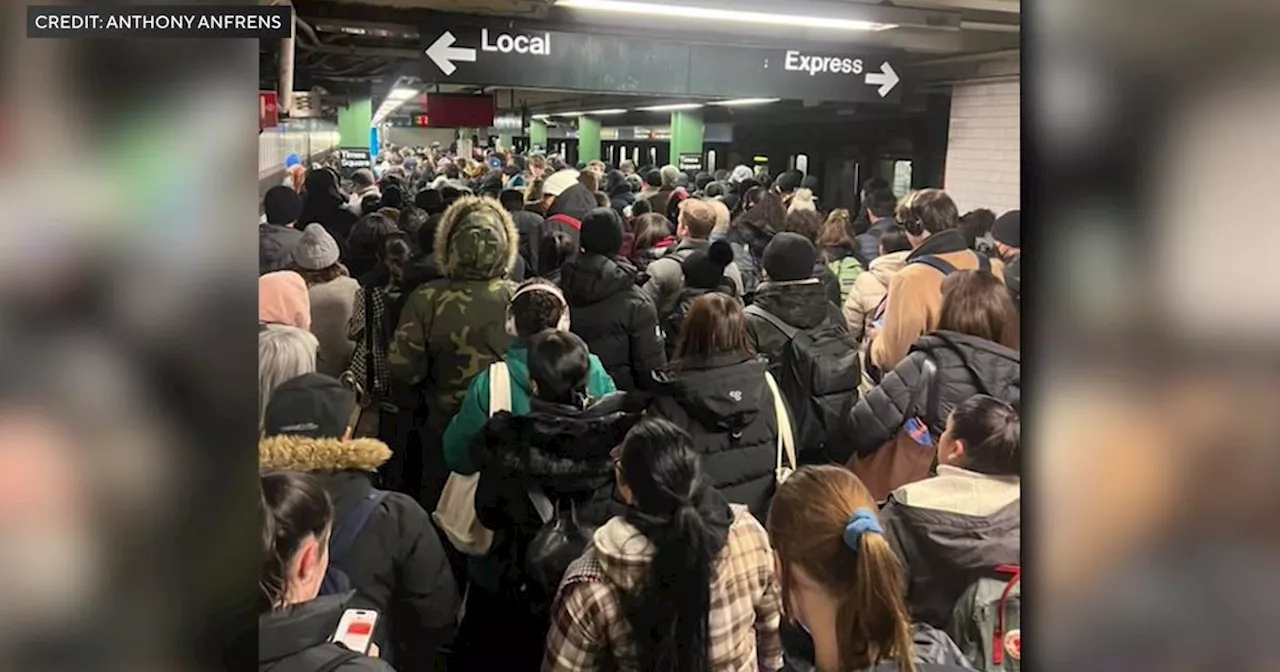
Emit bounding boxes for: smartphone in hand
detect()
[331,609,378,655]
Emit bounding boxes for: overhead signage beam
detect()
[419,20,903,104]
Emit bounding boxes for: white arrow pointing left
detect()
[864,61,900,98]
[425,31,476,76]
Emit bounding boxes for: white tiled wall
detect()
[258,120,340,177]
[943,79,1021,215]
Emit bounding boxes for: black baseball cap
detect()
[264,373,357,439]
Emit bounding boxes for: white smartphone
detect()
[331,609,378,655]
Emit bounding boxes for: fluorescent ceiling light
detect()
[583,108,628,115]
[555,0,896,31]
[553,111,584,117]
[387,87,420,100]
[709,98,781,106]
[636,103,704,111]
[531,113,550,120]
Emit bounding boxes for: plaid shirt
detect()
[544,505,783,672]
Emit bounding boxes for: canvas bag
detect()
[431,361,511,556]
[849,356,939,502]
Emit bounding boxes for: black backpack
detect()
[745,305,861,461]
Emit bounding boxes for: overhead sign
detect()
[418,19,903,104]
[337,148,371,178]
[678,153,703,173]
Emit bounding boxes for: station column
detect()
[577,116,601,164]
[338,98,371,150]
[669,108,703,167]
[529,119,548,152]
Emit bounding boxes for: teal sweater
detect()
[442,340,617,475]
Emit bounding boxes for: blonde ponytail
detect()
[839,531,916,672]
[768,466,919,672]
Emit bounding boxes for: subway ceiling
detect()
[266,0,1019,119]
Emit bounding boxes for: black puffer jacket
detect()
[560,254,667,392]
[259,593,393,672]
[647,353,781,519]
[471,393,649,533]
[747,281,847,376]
[834,331,1020,463]
[259,436,460,671]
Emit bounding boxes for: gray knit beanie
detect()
[293,223,340,270]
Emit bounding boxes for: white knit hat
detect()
[542,169,581,198]
[293,223,340,270]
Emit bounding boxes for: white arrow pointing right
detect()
[425,31,477,76]
[864,61,900,98]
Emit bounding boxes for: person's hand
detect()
[368,643,379,658]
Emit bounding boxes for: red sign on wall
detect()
[259,91,279,129]
[414,114,430,127]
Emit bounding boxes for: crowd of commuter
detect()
[257,143,1022,672]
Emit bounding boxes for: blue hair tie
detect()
[843,507,883,549]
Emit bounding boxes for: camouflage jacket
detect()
[387,196,521,426]
[388,277,516,424]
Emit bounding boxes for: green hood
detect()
[434,196,519,281]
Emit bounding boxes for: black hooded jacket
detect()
[543,184,597,248]
[259,593,394,672]
[646,353,781,519]
[470,392,648,575]
[835,331,1020,463]
[746,281,847,375]
[560,254,667,392]
[298,170,358,259]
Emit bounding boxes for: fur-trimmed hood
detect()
[259,435,391,473]
[433,195,519,281]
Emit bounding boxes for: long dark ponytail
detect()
[617,418,731,672]
[259,470,333,614]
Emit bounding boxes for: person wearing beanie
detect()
[388,196,519,505]
[559,207,667,391]
[260,373,461,671]
[291,223,360,379]
[643,198,744,316]
[661,239,738,356]
[260,186,304,275]
[259,270,312,330]
[992,209,1020,308]
[746,233,847,375]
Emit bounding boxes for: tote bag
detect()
[432,361,511,556]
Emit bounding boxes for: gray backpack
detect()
[948,564,1021,671]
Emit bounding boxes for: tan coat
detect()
[843,250,910,344]
[870,239,1003,371]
